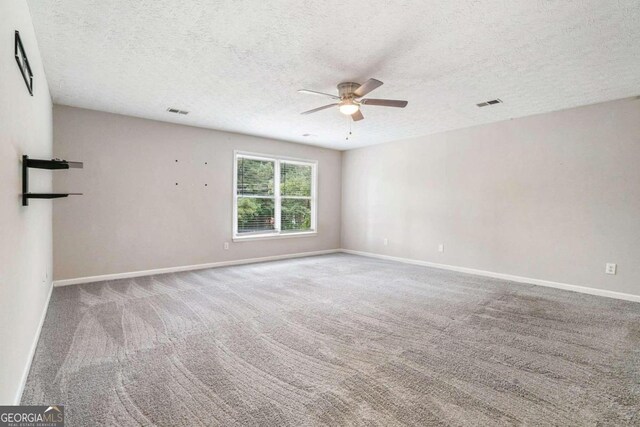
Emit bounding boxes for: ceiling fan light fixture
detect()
[339,102,359,115]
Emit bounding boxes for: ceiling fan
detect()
[298,78,408,121]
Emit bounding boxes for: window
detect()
[234,152,317,240]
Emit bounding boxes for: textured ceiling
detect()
[28,0,640,150]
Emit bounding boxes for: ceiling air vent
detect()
[476,99,502,108]
[166,108,189,115]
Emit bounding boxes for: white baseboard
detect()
[341,249,640,303]
[14,281,54,404]
[54,248,640,303]
[53,249,341,287]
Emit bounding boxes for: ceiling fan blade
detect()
[353,78,383,97]
[300,103,338,115]
[360,98,408,108]
[298,89,339,99]
[351,110,364,121]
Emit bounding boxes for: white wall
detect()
[0,0,53,404]
[52,105,342,281]
[342,97,640,297]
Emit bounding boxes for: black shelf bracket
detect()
[22,155,83,206]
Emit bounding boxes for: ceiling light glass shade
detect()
[339,102,359,115]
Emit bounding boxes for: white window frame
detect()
[233,151,318,241]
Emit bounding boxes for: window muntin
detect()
[234,153,316,239]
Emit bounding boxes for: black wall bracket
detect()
[22,155,83,206]
[15,31,34,96]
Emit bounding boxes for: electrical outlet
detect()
[605,263,616,275]
[438,244,444,253]
[383,238,389,246]
[223,242,229,250]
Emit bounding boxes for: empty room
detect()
[1,0,639,425]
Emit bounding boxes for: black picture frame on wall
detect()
[14,30,34,96]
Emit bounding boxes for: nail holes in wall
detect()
[174,160,210,187]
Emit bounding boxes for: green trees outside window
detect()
[235,154,315,236]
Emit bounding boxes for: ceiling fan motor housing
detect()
[337,82,361,99]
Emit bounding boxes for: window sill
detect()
[233,231,317,242]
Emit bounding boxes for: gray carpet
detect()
[22,254,640,426]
